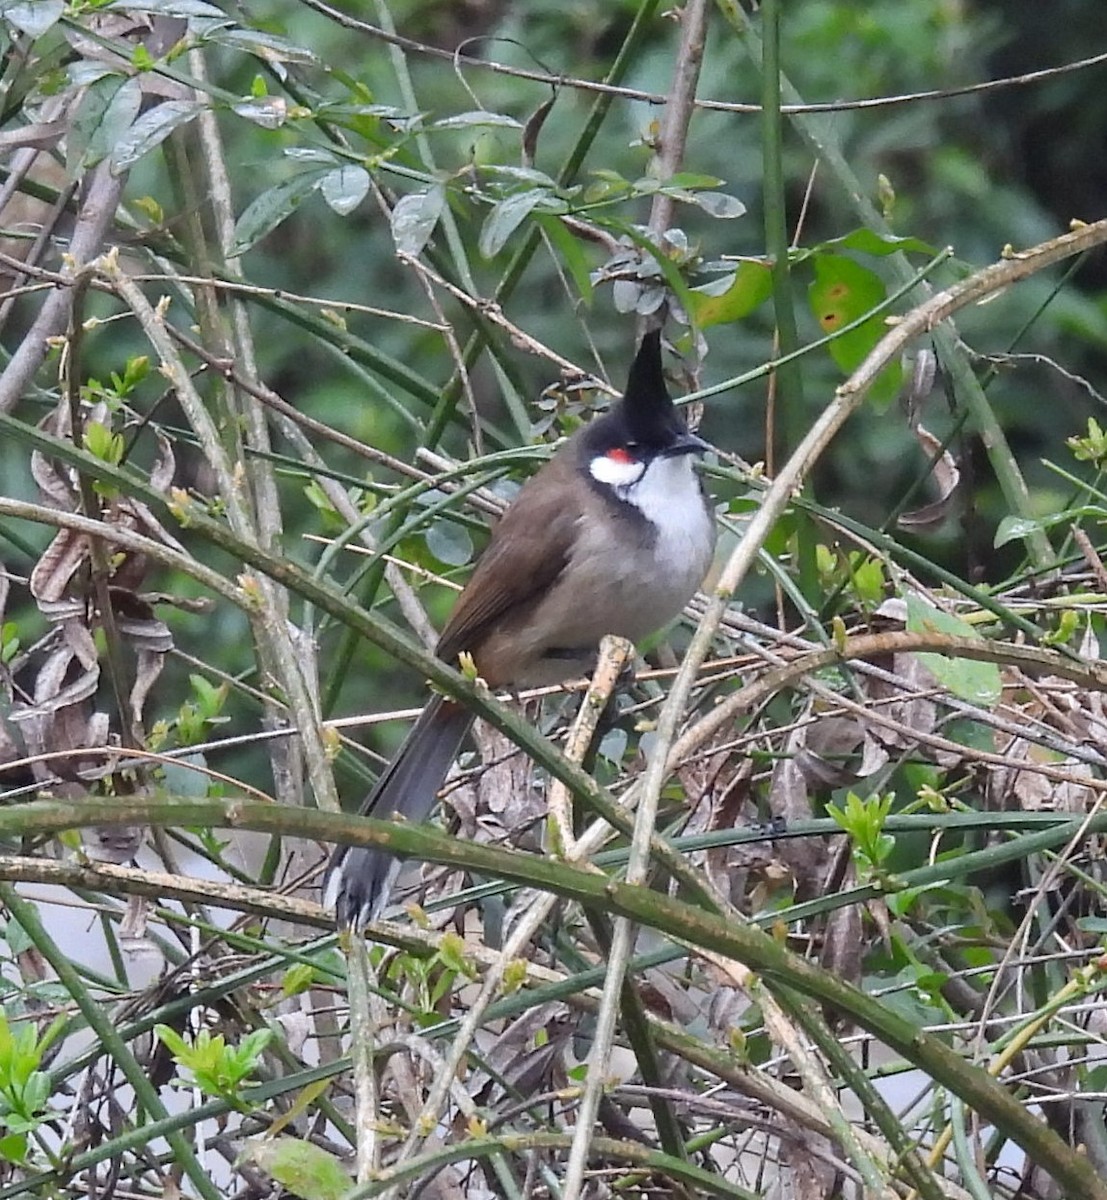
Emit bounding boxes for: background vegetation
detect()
[2,0,1107,1197]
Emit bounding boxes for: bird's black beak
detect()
[662,430,713,458]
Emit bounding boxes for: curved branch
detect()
[4,794,1107,1200]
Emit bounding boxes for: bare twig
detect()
[565,5,709,1187]
[0,162,125,414]
[646,0,710,235]
[381,636,632,1192]
[296,0,1107,118]
[546,636,633,854]
[98,254,342,818]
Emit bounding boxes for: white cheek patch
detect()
[589,453,645,490]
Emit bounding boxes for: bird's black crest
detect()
[619,330,684,445]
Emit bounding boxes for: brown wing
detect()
[436,450,582,669]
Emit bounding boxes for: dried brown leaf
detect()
[782,1120,840,1200]
[898,423,960,530]
[30,529,90,605]
[819,901,863,989]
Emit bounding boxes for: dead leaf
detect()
[899,423,960,530]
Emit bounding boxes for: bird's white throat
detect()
[589,451,713,575]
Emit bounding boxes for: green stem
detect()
[777,984,948,1200]
[759,0,805,457]
[722,7,1056,570]
[5,797,1107,1200]
[345,1130,758,1200]
[0,886,223,1200]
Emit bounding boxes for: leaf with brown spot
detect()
[808,253,903,408]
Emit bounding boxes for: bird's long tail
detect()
[323,694,473,931]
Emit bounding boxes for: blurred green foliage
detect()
[3,4,1107,1194]
[3,0,1106,771]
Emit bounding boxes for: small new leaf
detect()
[827,790,896,880]
[1068,416,1107,464]
[83,421,124,465]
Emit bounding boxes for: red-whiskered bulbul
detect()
[326,330,716,930]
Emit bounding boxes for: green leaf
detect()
[904,595,1002,707]
[617,225,699,324]
[425,520,473,567]
[84,421,124,465]
[479,188,548,259]
[435,931,470,974]
[232,96,288,130]
[36,1014,66,1059]
[162,755,211,796]
[284,146,339,165]
[2,918,31,956]
[281,963,315,998]
[1,622,20,664]
[690,191,746,219]
[154,1023,189,1059]
[1,0,64,37]
[687,260,772,329]
[482,164,559,188]
[106,0,225,16]
[69,76,142,171]
[112,100,204,174]
[1068,416,1107,463]
[19,1072,49,1117]
[68,61,115,88]
[599,727,628,763]
[92,77,142,166]
[534,213,593,305]
[850,555,886,608]
[319,165,369,216]
[993,507,1107,548]
[204,27,318,65]
[239,1136,350,1200]
[236,1028,274,1068]
[993,515,1047,548]
[1043,608,1079,647]
[808,253,902,408]
[826,228,937,258]
[189,673,227,717]
[0,1133,27,1164]
[231,169,330,254]
[666,172,725,189]
[584,169,631,203]
[431,110,522,130]
[390,184,446,257]
[942,718,994,753]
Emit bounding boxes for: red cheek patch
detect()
[606,447,634,464]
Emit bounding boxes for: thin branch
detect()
[296,0,1107,117]
[98,253,342,818]
[568,5,710,1183]
[381,637,631,1191]
[646,0,710,235]
[0,162,125,414]
[8,795,1107,1199]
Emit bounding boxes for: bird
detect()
[325,329,716,931]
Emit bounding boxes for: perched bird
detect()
[326,330,716,930]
